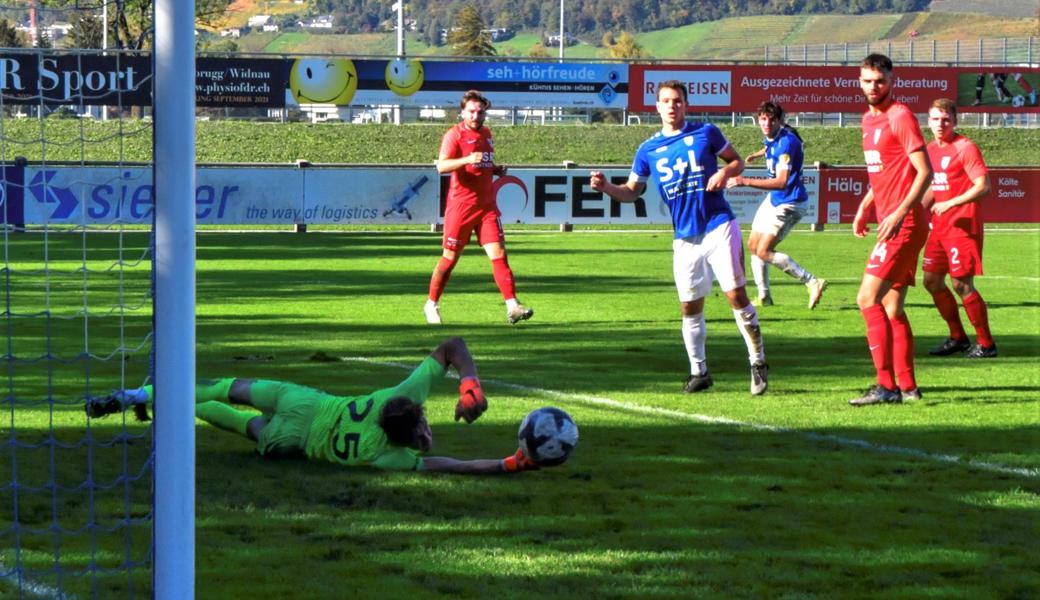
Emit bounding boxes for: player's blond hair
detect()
[930,98,957,120]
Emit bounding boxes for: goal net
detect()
[1,2,196,597]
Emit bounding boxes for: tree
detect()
[448,4,496,56]
[424,17,442,46]
[69,13,104,49]
[199,38,238,53]
[605,31,648,59]
[528,41,550,58]
[111,0,230,50]
[36,28,52,49]
[0,19,25,48]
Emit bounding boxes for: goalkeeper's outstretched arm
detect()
[422,447,540,474]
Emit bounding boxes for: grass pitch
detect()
[2,226,1039,599]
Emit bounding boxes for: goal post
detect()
[152,0,197,598]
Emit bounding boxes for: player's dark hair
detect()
[657,79,688,103]
[861,53,893,73]
[757,101,803,143]
[380,396,425,448]
[931,97,958,120]
[757,101,784,121]
[460,89,490,110]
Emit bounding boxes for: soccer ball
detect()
[518,407,579,466]
[1011,95,1026,107]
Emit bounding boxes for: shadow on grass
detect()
[2,417,1038,599]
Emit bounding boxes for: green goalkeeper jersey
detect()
[304,356,446,470]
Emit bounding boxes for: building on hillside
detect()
[247,15,273,28]
[221,28,242,38]
[483,28,514,42]
[545,32,576,47]
[47,22,72,40]
[303,15,334,29]
[262,24,280,33]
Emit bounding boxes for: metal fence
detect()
[764,37,1038,66]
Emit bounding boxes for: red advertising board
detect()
[628,65,1040,114]
[818,166,1040,224]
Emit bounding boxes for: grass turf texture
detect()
[2,227,1038,598]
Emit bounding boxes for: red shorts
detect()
[442,202,503,251]
[864,221,928,287]
[922,234,983,278]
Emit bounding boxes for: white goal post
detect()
[153,0,197,598]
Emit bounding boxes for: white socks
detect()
[770,252,813,284]
[681,314,707,376]
[751,255,770,298]
[732,306,766,365]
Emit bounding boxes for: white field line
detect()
[346,357,1039,480]
[0,561,72,599]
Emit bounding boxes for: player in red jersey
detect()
[849,54,933,406]
[921,98,996,358]
[425,90,533,325]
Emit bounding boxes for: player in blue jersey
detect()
[727,101,826,309]
[590,80,767,395]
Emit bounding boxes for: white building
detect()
[247,15,273,28]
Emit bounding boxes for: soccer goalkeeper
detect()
[85,337,539,474]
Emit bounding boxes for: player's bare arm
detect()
[932,174,990,215]
[853,189,875,238]
[436,151,484,174]
[422,457,510,474]
[706,146,744,191]
[920,187,935,212]
[744,147,766,164]
[727,164,789,190]
[876,148,932,242]
[590,171,645,202]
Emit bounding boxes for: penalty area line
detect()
[345,356,1038,480]
[0,561,72,600]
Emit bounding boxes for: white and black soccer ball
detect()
[1011,94,1026,107]
[518,407,579,466]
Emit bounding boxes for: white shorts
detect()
[672,219,746,302]
[751,199,806,240]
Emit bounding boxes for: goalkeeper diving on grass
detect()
[85,337,541,474]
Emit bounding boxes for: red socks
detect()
[890,313,917,392]
[428,256,458,302]
[962,291,994,348]
[929,287,967,341]
[861,304,896,390]
[491,257,516,301]
[430,255,519,303]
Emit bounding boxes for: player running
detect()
[425,90,533,325]
[590,80,768,396]
[726,101,827,309]
[974,72,1037,106]
[849,54,932,406]
[921,98,997,358]
[85,337,541,474]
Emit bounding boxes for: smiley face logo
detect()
[384,58,424,97]
[288,58,358,105]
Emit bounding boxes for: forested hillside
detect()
[311,0,931,38]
